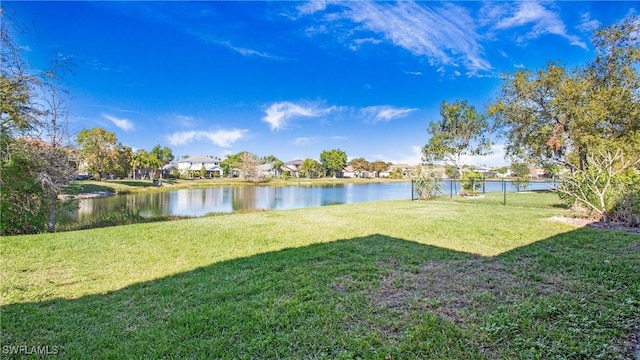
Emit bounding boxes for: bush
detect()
[413,170,444,200]
[558,150,640,227]
[461,170,483,196]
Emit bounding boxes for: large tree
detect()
[320,149,347,177]
[301,158,321,178]
[76,127,120,179]
[489,16,640,171]
[422,100,491,176]
[490,16,640,225]
[348,157,370,177]
[1,11,75,234]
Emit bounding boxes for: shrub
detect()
[461,170,483,196]
[413,170,444,200]
[558,149,640,226]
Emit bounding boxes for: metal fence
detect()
[411,179,557,206]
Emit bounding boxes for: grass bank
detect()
[2,194,639,358]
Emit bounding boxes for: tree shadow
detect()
[2,230,639,358]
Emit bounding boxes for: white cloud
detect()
[175,114,196,128]
[360,105,417,123]
[491,2,587,49]
[102,114,135,132]
[300,1,492,74]
[262,101,335,130]
[297,0,331,16]
[578,13,601,33]
[294,137,314,145]
[167,129,247,147]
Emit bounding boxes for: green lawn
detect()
[2,194,639,358]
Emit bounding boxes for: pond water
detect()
[59,182,415,225]
[59,180,556,226]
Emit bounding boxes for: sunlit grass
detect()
[2,194,638,358]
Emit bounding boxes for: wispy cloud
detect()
[293,135,348,146]
[578,13,601,33]
[262,101,336,130]
[299,1,491,75]
[360,106,417,123]
[487,2,587,49]
[102,114,135,132]
[175,114,196,128]
[167,129,247,147]
[216,40,278,59]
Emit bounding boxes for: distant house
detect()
[342,166,358,178]
[283,159,303,178]
[177,155,223,178]
[388,163,416,178]
[162,164,178,178]
[257,163,282,178]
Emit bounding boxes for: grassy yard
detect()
[1,194,639,358]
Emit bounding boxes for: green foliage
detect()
[422,100,491,173]
[413,170,444,200]
[301,158,321,178]
[319,149,347,177]
[76,128,121,179]
[490,16,640,171]
[348,157,370,175]
[370,160,391,175]
[445,165,459,179]
[461,170,483,196]
[0,144,48,235]
[511,162,530,191]
[389,168,404,179]
[558,149,640,226]
[200,165,206,179]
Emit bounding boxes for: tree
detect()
[272,159,284,178]
[148,144,174,180]
[240,152,259,182]
[1,11,75,234]
[319,149,347,177]
[348,157,370,177]
[370,161,391,177]
[489,16,640,225]
[76,128,120,179]
[422,100,492,177]
[389,168,404,179]
[221,152,245,176]
[510,161,530,191]
[489,17,640,171]
[301,158,321,178]
[38,63,76,232]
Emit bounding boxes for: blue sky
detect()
[7,1,637,167]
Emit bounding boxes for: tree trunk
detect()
[47,191,56,232]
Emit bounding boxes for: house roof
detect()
[285,159,303,166]
[179,155,220,164]
[257,163,273,171]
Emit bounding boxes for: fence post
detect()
[450,180,453,201]
[483,174,486,194]
[503,178,506,206]
[411,179,414,201]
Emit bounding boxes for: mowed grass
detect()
[2,193,639,358]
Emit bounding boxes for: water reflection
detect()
[59,180,554,226]
[60,182,414,226]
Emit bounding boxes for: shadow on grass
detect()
[2,230,639,359]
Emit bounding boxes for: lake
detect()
[59,180,556,226]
